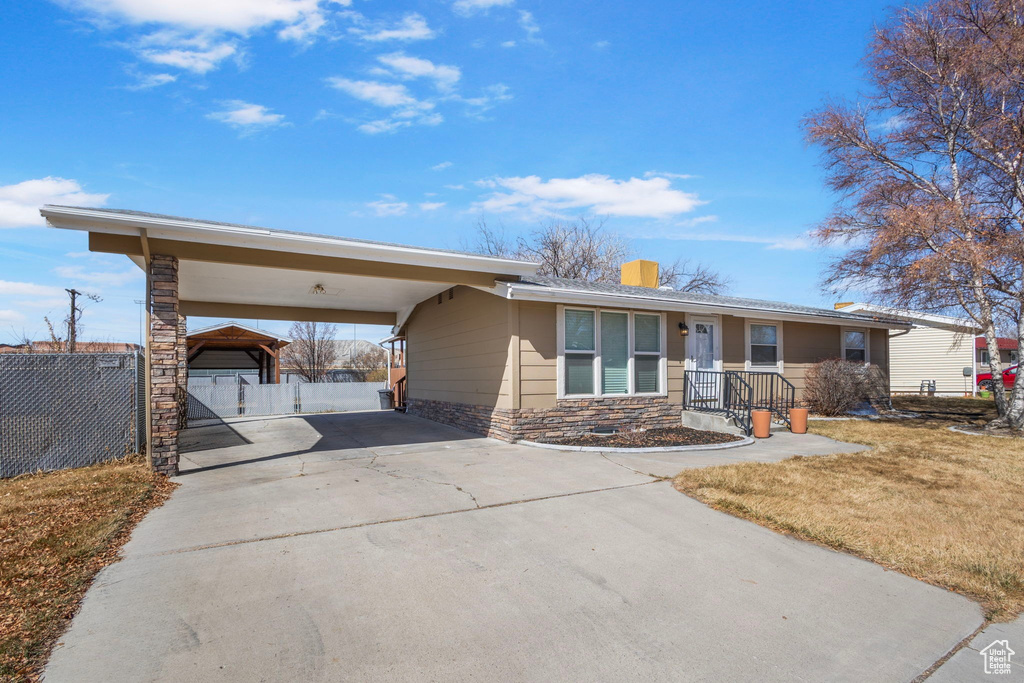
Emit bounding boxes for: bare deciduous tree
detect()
[350,347,388,383]
[467,217,730,294]
[804,0,1024,429]
[281,321,337,383]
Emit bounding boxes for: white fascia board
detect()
[502,284,910,330]
[40,205,540,277]
[839,302,980,332]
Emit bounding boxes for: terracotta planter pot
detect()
[789,408,809,434]
[751,410,772,439]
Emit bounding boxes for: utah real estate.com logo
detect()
[980,639,1015,675]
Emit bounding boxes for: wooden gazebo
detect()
[186,322,291,384]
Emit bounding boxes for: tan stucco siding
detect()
[888,326,971,395]
[406,286,513,408]
[666,312,686,405]
[519,301,557,410]
[721,315,745,371]
[782,321,842,394]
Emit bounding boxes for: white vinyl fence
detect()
[188,381,388,420]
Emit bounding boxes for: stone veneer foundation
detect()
[407,396,681,442]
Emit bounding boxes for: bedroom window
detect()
[559,307,665,397]
[843,329,868,363]
[749,323,779,366]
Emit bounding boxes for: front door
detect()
[688,317,721,406]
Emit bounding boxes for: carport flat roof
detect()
[41,205,540,327]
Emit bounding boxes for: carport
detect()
[40,205,537,475]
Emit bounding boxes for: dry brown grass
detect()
[674,397,1024,621]
[0,458,176,681]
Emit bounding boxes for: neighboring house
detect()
[836,304,980,396]
[0,341,142,353]
[976,337,1019,367]
[402,274,907,442]
[329,339,387,368]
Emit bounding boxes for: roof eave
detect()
[40,205,540,278]
[501,283,911,330]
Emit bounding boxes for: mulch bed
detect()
[543,426,743,448]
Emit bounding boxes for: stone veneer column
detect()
[176,313,188,430]
[149,255,180,475]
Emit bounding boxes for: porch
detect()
[682,369,796,435]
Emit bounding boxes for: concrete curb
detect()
[947,425,1020,439]
[516,436,755,453]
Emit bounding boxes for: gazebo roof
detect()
[186,322,292,349]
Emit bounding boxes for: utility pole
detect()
[66,288,80,354]
[134,299,145,348]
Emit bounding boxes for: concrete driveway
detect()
[45,412,982,682]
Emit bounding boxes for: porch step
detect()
[681,410,787,435]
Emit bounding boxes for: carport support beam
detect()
[149,254,181,476]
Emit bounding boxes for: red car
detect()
[977,364,1019,390]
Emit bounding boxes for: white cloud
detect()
[419,202,446,211]
[431,161,453,171]
[0,310,25,324]
[327,77,441,134]
[207,100,288,133]
[593,40,610,50]
[501,40,516,48]
[518,10,540,40]
[367,200,408,216]
[454,83,513,113]
[326,78,428,109]
[126,72,177,89]
[444,184,466,190]
[53,266,144,288]
[644,170,697,180]
[0,281,66,297]
[473,174,705,218]
[64,0,344,35]
[348,13,435,42]
[452,0,515,15]
[60,0,349,76]
[376,53,460,92]
[134,32,239,74]
[638,221,812,251]
[0,177,109,228]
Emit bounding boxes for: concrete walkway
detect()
[45,412,983,682]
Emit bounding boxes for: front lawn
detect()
[674,398,1024,621]
[0,458,176,681]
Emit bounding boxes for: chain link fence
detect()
[188,381,388,420]
[0,353,142,478]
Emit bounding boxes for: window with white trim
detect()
[749,323,779,367]
[843,329,867,362]
[559,307,664,397]
[563,309,596,395]
[633,313,661,393]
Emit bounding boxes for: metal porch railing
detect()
[682,369,796,435]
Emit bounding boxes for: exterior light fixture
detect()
[310,284,327,295]
[679,322,689,337]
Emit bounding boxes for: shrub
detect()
[804,358,870,416]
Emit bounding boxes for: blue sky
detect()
[0,0,894,345]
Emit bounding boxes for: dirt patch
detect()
[543,426,742,448]
[0,457,177,682]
